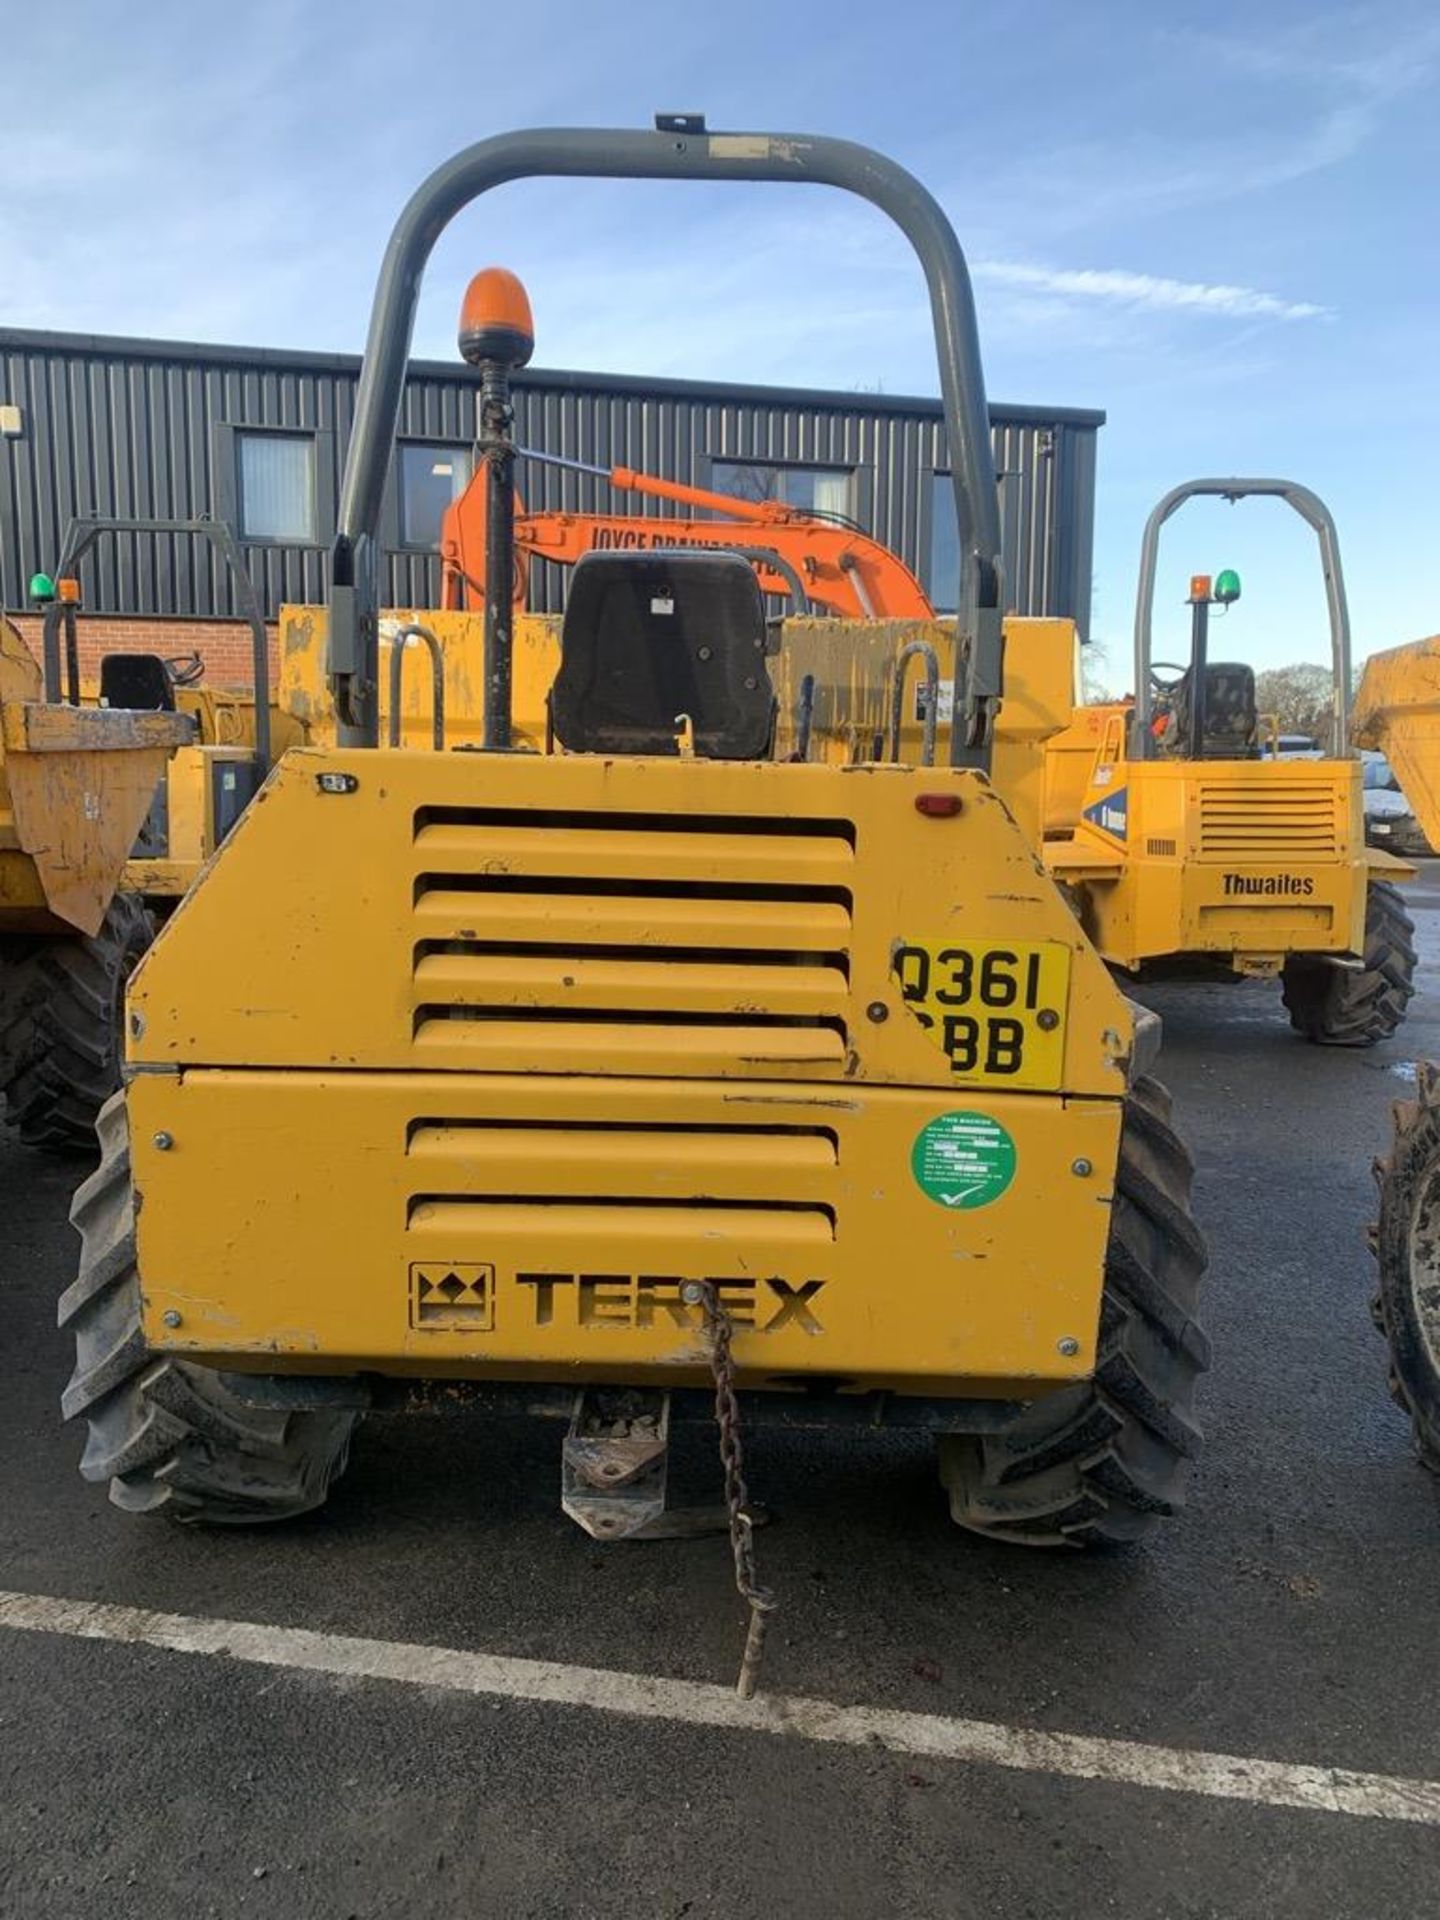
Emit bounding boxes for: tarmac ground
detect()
[3,871,1439,1918]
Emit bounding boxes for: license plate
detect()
[891,939,1072,1090]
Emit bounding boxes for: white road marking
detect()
[3,1586,1438,1826]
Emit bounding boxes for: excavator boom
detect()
[441,454,937,621]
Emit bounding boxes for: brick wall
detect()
[8,614,278,691]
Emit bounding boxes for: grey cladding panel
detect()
[0,329,1100,636]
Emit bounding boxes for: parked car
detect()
[1259,732,1325,759]
[1363,749,1434,856]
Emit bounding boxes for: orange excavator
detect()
[440,446,937,621]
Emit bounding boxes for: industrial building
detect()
[0,326,1102,684]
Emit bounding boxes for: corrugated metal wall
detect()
[0,331,1101,636]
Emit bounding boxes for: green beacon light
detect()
[28,571,56,604]
[1214,568,1241,606]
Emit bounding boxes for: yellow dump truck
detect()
[1353,635,1440,1470]
[0,610,192,1147]
[1045,480,1416,1046]
[1,522,304,1148]
[64,128,1208,1623]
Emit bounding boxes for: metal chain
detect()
[681,1280,777,1699]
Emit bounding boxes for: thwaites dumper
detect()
[66,124,1207,1580]
[0,608,193,1148]
[1045,480,1416,1046]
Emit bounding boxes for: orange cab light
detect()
[1188,574,1212,604]
[458,267,535,370]
[56,577,82,604]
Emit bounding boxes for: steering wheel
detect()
[1149,660,1190,695]
[164,650,206,687]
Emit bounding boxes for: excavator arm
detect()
[440,454,937,621]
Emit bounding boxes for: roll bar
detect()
[328,122,1005,767]
[1131,478,1352,759]
[49,515,271,775]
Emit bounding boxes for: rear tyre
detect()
[938,1075,1210,1547]
[1371,1064,1440,1473]
[62,1092,358,1523]
[1280,879,1415,1047]
[0,891,154,1152]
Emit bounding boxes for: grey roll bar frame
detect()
[723,546,812,617]
[888,639,941,766]
[386,623,446,750]
[1131,478,1353,760]
[328,123,1004,768]
[47,515,271,775]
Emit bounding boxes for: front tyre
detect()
[62,1092,358,1523]
[0,891,154,1152]
[1281,879,1415,1047]
[938,1076,1209,1547]
[1371,1064,1440,1473]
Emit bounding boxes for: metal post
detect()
[40,605,64,702]
[62,605,81,705]
[794,674,816,761]
[1187,596,1209,760]
[481,367,516,751]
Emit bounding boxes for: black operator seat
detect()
[99,653,176,712]
[550,552,776,759]
[1170,661,1260,759]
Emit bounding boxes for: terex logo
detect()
[1221,873,1316,897]
[517,1273,825,1334]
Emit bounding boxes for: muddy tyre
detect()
[62,1092,358,1523]
[939,1075,1209,1547]
[0,891,154,1152]
[1281,879,1415,1047]
[1371,1065,1440,1473]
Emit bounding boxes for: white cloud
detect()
[971,13,1440,239]
[976,261,1329,324]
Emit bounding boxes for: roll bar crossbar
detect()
[328,123,1005,767]
[1131,478,1352,759]
[47,515,271,775]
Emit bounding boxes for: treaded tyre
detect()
[62,1091,359,1523]
[1371,1064,1440,1473]
[938,1075,1210,1547]
[0,891,154,1152]
[1281,878,1416,1047]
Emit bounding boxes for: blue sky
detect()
[4,0,1437,686]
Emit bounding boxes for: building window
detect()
[399,442,474,549]
[710,459,854,518]
[237,431,316,542]
[929,471,961,613]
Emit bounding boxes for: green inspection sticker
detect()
[911,1111,1017,1210]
